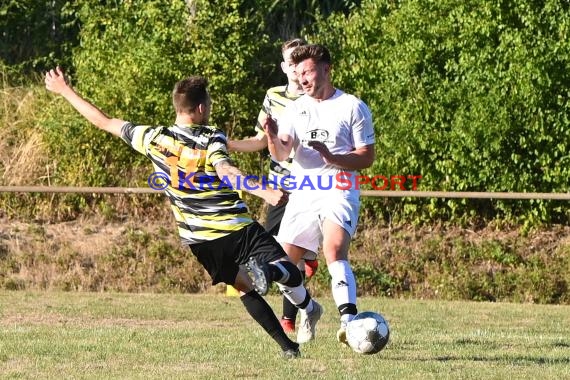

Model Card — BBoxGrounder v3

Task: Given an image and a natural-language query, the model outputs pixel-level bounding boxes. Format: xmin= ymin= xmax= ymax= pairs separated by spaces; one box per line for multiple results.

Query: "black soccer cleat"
xmin=245 ymin=257 xmax=272 ymax=296
xmin=282 ymin=347 xmax=301 ymax=359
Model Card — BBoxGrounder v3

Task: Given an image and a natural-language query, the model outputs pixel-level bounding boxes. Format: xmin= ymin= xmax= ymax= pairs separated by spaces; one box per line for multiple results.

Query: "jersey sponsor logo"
xmin=306 ymin=129 xmax=329 ymax=141
xmin=302 ymin=129 xmax=334 ymax=145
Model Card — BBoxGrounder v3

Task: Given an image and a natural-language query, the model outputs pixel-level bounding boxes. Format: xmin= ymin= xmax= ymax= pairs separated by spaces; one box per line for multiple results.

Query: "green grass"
xmin=0 ymin=291 xmax=569 ymax=379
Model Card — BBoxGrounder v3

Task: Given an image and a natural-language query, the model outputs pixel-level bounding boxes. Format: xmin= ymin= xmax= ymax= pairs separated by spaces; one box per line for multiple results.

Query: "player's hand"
xmin=263 ymin=188 xmax=289 ymax=207
xmin=45 ymin=66 xmax=69 ymax=95
xmin=308 ymin=140 xmax=335 ymax=164
xmin=261 ymin=115 xmax=278 ymax=138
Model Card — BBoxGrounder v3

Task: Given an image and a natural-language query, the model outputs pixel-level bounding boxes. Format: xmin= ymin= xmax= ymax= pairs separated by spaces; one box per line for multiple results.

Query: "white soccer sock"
xmin=277 ymin=283 xmax=312 ymax=312
xmin=340 ymin=313 xmax=354 ymax=326
xmin=328 ymin=259 xmax=357 ymax=316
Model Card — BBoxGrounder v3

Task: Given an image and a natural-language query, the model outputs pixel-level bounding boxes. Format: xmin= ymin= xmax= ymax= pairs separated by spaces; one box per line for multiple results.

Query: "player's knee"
xmin=274 ymin=260 xmax=303 ymax=287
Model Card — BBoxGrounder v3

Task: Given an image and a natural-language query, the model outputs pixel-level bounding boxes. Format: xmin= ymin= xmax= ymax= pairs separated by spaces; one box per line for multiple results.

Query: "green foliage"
xmin=0 ymin=0 xmax=78 ymax=75
xmin=3 ymin=0 xmax=570 ymax=225
xmin=259 ymin=0 xmax=361 ymax=40
xmin=38 ymin=0 xmax=279 ymax=215
xmin=310 ymin=0 xmax=570 ymax=224
xmin=67 ymin=0 xmax=273 ymax=129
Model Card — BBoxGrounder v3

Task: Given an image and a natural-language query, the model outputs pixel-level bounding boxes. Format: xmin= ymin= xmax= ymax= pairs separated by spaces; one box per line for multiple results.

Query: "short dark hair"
xmin=281 ymin=38 xmax=307 ymax=53
xmin=172 ymin=76 xmax=209 ymax=114
xmin=290 ymin=44 xmax=331 ymax=65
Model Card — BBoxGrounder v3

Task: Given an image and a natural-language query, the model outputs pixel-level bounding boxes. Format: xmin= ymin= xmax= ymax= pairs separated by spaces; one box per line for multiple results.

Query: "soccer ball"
xmin=346 ymin=311 xmax=390 ymax=354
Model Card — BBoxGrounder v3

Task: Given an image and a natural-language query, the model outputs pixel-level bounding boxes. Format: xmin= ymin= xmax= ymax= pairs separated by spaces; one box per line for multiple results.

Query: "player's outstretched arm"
xmin=214 ymin=160 xmax=288 ymax=206
xmin=45 ymin=67 xmax=126 ymax=137
xmin=227 ymin=131 xmax=268 ymax=152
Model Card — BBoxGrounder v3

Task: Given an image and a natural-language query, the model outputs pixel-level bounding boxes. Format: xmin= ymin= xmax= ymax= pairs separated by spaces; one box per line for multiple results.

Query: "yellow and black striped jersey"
xmin=255 ymin=85 xmax=303 ymax=188
xmin=121 ymin=122 xmax=253 ymax=245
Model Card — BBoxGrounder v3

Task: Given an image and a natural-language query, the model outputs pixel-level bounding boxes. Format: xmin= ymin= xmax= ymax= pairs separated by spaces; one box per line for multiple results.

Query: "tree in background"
xmin=2 ymin=0 xmax=569 ymax=225
xmin=309 ymin=0 xmax=570 ymax=224
xmin=0 ymin=0 xmax=78 ymax=77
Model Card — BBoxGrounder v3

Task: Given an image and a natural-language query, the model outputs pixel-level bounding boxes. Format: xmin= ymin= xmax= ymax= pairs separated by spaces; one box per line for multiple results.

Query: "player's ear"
xmin=280 ymin=61 xmax=287 ymax=74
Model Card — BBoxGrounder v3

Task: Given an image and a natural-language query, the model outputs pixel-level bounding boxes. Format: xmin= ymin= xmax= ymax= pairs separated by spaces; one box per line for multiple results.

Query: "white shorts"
xmin=272 ymin=237 xmax=317 ymax=263
xmin=277 ymin=191 xmax=360 ymax=253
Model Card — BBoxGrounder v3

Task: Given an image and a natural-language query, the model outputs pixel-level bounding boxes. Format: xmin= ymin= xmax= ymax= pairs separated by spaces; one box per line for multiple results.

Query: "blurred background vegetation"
xmin=1 ymin=0 xmax=569 ymax=303
xmin=1 ymin=0 xmax=569 ymax=225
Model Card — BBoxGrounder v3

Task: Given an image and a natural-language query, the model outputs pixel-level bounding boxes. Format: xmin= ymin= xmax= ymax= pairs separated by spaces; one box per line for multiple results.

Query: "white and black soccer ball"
xmin=346 ymin=311 xmax=390 ymax=354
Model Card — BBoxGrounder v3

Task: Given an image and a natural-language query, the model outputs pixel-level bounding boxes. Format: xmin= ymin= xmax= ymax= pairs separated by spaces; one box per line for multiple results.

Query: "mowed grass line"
xmin=0 ymin=291 xmax=569 ymax=380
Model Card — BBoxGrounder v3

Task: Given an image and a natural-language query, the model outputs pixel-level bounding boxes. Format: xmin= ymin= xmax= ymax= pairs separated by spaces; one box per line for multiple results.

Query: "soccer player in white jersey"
xmin=263 ymin=44 xmax=376 ymax=345
xmin=229 ymin=38 xmax=320 ymax=334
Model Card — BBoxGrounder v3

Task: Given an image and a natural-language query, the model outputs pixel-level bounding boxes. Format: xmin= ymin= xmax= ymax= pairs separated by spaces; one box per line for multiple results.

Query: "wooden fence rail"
xmin=0 ymin=186 xmax=569 ymax=200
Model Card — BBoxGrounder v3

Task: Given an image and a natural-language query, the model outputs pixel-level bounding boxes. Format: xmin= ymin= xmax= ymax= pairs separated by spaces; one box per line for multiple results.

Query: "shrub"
xmin=309 ymin=0 xmax=570 ymax=224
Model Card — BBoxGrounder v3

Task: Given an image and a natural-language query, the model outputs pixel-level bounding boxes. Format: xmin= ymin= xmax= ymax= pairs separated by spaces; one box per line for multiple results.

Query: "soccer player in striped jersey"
xmin=45 ymin=67 xmax=322 ymax=359
xmin=228 ymin=38 xmax=320 ymax=335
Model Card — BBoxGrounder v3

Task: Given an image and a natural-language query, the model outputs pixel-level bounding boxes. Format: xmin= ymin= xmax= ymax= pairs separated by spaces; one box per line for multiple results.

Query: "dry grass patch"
xmin=3 ymin=216 xmax=568 ymax=304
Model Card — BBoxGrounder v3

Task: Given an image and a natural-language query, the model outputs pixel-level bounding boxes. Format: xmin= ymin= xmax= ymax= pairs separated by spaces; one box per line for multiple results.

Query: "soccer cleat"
xmin=280 ymin=318 xmax=295 ymax=333
xmin=304 ymin=259 xmax=319 ymax=281
xmin=297 ymin=301 xmax=323 ymax=344
xmin=245 ymin=257 xmax=272 ymax=296
xmin=282 ymin=347 xmax=301 ymax=359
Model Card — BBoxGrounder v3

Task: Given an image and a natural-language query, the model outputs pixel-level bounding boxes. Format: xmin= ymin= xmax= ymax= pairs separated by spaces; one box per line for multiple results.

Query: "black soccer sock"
xmin=338 ymin=302 xmax=358 ymax=317
xmin=240 ymin=290 xmax=299 ymax=351
xmin=281 ymin=271 xmax=305 ymax=322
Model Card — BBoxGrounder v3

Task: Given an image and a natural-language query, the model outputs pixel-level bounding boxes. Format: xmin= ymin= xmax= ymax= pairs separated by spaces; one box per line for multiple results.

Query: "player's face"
xmin=281 ymin=47 xmax=300 ymax=85
xmin=295 ymin=58 xmax=330 ymax=99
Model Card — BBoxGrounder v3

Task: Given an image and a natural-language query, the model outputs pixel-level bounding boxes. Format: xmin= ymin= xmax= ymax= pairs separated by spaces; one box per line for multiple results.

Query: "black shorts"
xmin=263 ymin=202 xmax=287 ymax=236
xmin=189 ymin=221 xmax=287 ymax=285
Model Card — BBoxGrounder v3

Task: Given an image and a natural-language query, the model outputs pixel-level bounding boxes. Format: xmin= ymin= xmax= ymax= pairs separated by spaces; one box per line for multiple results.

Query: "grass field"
xmin=0 ymin=291 xmax=569 ymax=379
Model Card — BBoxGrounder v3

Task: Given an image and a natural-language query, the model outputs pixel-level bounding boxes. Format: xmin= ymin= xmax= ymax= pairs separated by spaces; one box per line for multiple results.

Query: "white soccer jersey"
xmin=278 ymin=89 xmax=375 ymax=198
